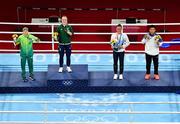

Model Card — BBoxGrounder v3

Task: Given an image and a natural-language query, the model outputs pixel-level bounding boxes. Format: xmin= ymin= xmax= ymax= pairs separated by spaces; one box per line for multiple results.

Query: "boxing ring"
xmin=0 ymin=22 xmax=180 ymax=93
xmin=0 ymin=22 xmax=180 ymax=123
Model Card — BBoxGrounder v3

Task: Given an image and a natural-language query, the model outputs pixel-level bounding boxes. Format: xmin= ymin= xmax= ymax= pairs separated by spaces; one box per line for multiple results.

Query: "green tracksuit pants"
xmin=21 ymin=56 xmax=33 ymax=79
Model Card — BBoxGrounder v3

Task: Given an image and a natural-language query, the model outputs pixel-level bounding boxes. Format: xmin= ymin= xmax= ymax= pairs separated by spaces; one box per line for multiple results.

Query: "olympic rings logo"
xmin=62 ymin=80 xmax=74 ymax=86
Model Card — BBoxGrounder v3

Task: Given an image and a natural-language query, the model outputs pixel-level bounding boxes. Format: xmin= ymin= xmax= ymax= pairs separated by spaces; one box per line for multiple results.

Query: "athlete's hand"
xmin=36 ymin=38 xmax=40 ymax=43
xmin=111 ymin=45 xmax=114 ymax=49
xmin=67 ymin=31 xmax=72 ymax=36
xmin=119 ymin=45 xmax=125 ymax=49
xmin=144 ymin=34 xmax=150 ymax=41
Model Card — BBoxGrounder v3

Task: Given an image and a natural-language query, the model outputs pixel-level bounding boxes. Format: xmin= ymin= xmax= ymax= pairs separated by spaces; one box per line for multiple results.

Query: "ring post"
xmin=51 ymin=25 xmax=55 ymax=51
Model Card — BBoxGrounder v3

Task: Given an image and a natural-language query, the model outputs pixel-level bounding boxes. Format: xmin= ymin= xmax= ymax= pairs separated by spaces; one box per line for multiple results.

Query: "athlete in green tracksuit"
xmin=13 ymin=27 xmax=39 ymax=82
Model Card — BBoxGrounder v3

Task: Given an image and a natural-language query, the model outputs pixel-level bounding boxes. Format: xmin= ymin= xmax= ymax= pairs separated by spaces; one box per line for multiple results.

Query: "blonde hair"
xmin=22 ymin=27 xmax=29 ymax=31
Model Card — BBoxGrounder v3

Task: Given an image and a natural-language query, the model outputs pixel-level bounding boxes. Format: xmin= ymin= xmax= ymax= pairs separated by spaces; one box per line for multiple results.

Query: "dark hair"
xmin=149 ymin=25 xmax=156 ymax=29
xmin=117 ymin=24 xmax=122 ymax=27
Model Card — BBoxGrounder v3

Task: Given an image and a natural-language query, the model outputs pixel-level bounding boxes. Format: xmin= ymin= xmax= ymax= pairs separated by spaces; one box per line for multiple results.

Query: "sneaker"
xmin=145 ymin=74 xmax=151 ymax=80
xmin=58 ymin=67 xmax=63 ymax=73
xmin=113 ymin=74 xmax=118 ymax=80
xmin=154 ymin=74 xmax=160 ymax=80
xmin=119 ymin=74 xmax=123 ymax=80
xmin=29 ymin=76 xmax=36 ymax=81
xmin=23 ymin=78 xmax=28 ymax=82
xmin=66 ymin=67 xmax=72 ymax=73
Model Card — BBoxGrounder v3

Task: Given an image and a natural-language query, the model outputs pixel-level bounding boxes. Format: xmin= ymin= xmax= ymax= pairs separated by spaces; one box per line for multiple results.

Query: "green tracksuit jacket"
xmin=15 ymin=34 xmax=38 ymax=79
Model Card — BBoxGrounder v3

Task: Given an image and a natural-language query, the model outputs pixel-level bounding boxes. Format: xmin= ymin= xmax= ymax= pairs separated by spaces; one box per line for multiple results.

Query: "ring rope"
xmin=0 ymin=40 xmax=179 ymax=44
xmin=0 ymin=110 xmax=179 ymax=114
xmin=0 ymin=122 xmax=177 ymax=124
xmin=0 ymin=31 xmax=180 ymax=35
xmin=0 ymin=101 xmax=179 ymax=104
xmin=0 ymin=22 xmax=180 ymax=26
xmin=0 ymin=49 xmax=179 ymax=53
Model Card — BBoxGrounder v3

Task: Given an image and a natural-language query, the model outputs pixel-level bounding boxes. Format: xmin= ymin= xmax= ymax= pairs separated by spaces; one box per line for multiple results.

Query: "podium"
xmin=47 ymin=65 xmax=89 ymax=88
xmin=0 ymin=64 xmax=180 ymax=93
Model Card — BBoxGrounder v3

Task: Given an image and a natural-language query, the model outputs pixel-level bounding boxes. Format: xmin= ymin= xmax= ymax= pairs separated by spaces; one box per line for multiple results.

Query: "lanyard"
xmin=117 ymin=34 xmax=122 ymax=41
xmin=117 ymin=34 xmax=124 ymax=45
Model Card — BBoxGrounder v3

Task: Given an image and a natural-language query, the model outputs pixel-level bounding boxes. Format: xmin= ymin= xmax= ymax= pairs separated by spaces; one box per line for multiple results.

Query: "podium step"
xmin=47 ymin=65 xmax=89 ymax=88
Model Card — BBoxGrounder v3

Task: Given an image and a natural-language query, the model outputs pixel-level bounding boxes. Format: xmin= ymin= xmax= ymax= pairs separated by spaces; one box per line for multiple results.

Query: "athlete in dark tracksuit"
xmin=57 ymin=24 xmax=73 ymax=68
xmin=56 ymin=16 xmax=73 ymax=73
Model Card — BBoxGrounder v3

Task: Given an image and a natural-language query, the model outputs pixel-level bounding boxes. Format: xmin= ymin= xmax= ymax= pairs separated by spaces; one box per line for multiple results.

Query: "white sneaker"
xmin=119 ymin=74 xmax=123 ymax=80
xmin=113 ymin=74 xmax=118 ymax=80
xmin=58 ymin=67 xmax=63 ymax=73
xmin=66 ymin=67 xmax=72 ymax=73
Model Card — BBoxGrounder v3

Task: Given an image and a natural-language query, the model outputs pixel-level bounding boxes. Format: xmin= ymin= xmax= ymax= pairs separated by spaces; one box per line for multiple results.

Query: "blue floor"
xmin=0 ymin=53 xmax=180 ymax=122
xmin=0 ymin=93 xmax=180 ymax=122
